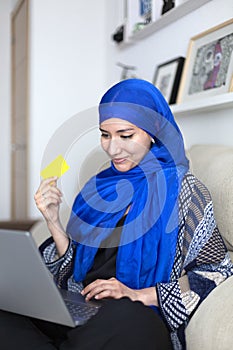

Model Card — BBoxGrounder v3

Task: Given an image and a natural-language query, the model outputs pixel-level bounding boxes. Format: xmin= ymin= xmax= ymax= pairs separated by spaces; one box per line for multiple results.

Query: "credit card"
xmin=40 ymin=155 xmax=70 ymax=179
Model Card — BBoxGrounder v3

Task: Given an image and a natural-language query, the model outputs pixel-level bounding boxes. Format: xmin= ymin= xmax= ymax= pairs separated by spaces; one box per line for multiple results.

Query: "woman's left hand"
xmin=81 ymin=277 xmax=158 ymax=307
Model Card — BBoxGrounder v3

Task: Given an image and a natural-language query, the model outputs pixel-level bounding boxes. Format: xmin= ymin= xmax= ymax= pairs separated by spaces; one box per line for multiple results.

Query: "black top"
xmin=83 ymin=216 xmax=126 ymax=287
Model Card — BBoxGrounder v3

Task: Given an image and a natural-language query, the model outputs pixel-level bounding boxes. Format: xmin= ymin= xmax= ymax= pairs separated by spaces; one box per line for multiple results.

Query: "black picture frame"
xmin=153 ymin=56 xmax=185 ymax=104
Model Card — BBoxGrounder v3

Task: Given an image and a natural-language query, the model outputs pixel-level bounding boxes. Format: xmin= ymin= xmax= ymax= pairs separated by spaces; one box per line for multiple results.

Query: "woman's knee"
xmin=90 ymin=298 xmax=172 ymax=349
xmin=0 ymin=310 xmax=56 ymax=350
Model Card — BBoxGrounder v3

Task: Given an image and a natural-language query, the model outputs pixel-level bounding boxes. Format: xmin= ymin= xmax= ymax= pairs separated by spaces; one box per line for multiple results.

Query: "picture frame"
xmin=177 ymin=19 xmax=233 ymax=103
xmin=153 ymin=56 xmax=185 ymax=104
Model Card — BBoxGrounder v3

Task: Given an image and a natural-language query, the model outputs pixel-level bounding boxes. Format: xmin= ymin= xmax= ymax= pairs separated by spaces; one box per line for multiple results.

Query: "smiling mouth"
xmin=113 ymin=158 xmax=127 ymax=164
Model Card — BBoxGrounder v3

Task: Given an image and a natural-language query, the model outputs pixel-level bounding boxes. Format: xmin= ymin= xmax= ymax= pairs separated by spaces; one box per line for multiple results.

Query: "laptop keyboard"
xmin=65 ymin=301 xmax=99 ymax=321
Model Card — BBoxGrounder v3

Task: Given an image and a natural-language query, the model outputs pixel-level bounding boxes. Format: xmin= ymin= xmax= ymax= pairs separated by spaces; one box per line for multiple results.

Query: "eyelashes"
xmin=101 ymin=133 xmax=135 ymax=139
xmin=100 ymin=133 xmax=109 ymax=138
xmin=120 ymin=134 xmax=134 ymax=139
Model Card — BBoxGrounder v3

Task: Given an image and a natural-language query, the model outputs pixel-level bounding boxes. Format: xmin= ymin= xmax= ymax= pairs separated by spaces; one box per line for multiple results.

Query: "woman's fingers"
xmin=82 ymin=278 xmax=126 ymax=301
xmin=34 ymin=177 xmax=62 ymax=203
xmin=34 ymin=177 xmax=63 ymax=223
xmin=35 ymin=189 xmax=62 ymax=207
xmin=84 ymin=282 xmax=115 ymax=301
xmin=41 ymin=188 xmax=62 ymax=201
xmin=91 ymin=289 xmax=114 ymax=300
xmin=36 ymin=177 xmax=57 ymax=193
xmin=40 ymin=176 xmax=58 ymax=188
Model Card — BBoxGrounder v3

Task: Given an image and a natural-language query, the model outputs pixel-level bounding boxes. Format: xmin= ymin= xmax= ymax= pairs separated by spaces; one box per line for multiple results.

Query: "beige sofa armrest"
xmin=186 ymin=275 xmax=233 ymax=350
xmin=187 ymin=144 xmax=233 ymax=252
xmin=31 ymin=208 xmax=70 ymax=247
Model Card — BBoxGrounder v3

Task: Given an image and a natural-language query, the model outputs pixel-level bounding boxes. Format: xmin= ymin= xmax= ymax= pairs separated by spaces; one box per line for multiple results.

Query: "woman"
xmin=1 ymin=79 xmax=232 ymax=349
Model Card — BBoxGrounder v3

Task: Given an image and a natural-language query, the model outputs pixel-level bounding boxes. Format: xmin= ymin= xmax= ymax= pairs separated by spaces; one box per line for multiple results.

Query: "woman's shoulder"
xmin=181 ymin=171 xmax=212 ymax=201
xmin=178 ymin=171 xmax=213 ymax=224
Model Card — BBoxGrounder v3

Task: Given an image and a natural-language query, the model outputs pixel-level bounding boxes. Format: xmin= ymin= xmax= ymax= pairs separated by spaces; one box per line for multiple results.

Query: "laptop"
xmin=0 ymin=229 xmax=102 ymax=327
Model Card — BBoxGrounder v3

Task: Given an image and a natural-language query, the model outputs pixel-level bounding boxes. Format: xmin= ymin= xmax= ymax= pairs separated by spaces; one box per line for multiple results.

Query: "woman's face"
xmin=100 ymin=118 xmax=152 ymax=172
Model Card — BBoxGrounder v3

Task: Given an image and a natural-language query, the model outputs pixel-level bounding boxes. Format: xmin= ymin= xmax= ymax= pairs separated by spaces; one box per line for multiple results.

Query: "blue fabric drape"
xmin=67 ymin=79 xmax=189 ymax=290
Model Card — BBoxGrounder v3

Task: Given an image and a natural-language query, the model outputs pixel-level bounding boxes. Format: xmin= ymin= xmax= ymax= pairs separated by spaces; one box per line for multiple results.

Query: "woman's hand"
xmin=34 ymin=177 xmax=69 ymax=257
xmin=34 ymin=177 xmax=62 ymax=224
xmin=81 ymin=277 xmax=158 ymax=307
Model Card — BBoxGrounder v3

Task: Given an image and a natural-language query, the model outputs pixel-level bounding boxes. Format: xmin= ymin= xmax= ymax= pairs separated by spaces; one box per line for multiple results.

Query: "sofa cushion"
xmin=187 ymin=145 xmax=233 ymax=251
xmin=31 ymin=208 xmax=70 ymax=246
xmin=0 ymin=220 xmax=38 ymax=231
xmin=186 ymin=275 xmax=233 ymax=350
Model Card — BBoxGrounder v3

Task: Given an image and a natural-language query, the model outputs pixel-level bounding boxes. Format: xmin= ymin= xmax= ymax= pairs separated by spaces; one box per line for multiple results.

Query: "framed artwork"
xmin=177 ymin=19 xmax=233 ymax=103
xmin=153 ymin=56 xmax=185 ymax=104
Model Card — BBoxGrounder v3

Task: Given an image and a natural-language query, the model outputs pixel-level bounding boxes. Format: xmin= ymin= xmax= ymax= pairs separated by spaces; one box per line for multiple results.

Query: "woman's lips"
xmin=113 ymin=158 xmax=127 ymax=164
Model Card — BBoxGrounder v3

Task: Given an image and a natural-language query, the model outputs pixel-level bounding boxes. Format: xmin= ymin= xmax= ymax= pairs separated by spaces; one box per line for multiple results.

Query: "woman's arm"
xmin=39 ymin=236 xmax=76 ymax=288
xmin=34 ymin=177 xmax=69 ymax=256
xmin=156 ymin=175 xmax=233 ymax=333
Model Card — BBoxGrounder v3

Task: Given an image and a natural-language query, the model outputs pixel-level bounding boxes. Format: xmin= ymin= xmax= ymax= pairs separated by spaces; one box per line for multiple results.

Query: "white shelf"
xmin=121 ymin=0 xmax=212 ymax=47
xmin=170 ymin=92 xmax=233 ymax=117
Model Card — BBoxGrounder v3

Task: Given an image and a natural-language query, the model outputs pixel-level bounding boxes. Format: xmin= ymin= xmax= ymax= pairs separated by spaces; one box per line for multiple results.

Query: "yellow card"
xmin=40 ymin=155 xmax=70 ymax=179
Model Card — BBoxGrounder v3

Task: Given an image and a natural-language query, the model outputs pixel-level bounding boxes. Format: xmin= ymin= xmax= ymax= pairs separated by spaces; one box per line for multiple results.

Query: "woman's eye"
xmin=121 ymin=134 xmax=134 ymax=139
xmin=101 ymin=133 xmax=110 ymax=138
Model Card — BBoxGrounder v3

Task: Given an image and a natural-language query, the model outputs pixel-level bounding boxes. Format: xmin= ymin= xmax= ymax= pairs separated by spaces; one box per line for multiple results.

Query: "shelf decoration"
xmin=177 ymin=18 xmax=233 ymax=103
xmin=132 ymin=0 xmax=153 ymax=34
xmin=161 ymin=0 xmax=175 ymax=15
xmin=116 ymin=62 xmax=137 ymax=80
xmin=112 ymin=25 xmax=124 ymax=44
xmin=121 ymin=0 xmax=212 ymax=46
xmin=153 ymin=57 xmax=185 ymax=104
xmin=126 ymin=0 xmax=164 ymax=37
xmin=139 ymin=0 xmax=153 ymax=23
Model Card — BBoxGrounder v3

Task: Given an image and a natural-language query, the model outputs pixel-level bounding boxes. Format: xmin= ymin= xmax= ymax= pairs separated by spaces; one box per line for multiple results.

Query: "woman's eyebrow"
xmin=99 ymin=127 xmax=135 ymax=133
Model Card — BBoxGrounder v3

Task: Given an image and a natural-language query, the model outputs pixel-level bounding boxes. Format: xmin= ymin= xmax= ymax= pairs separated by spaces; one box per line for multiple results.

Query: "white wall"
xmin=0 ymin=0 xmax=232 ymax=220
xmin=27 ymin=0 xmax=108 ymax=217
xmin=104 ymin=0 xmax=233 ymax=148
xmin=0 ymin=0 xmax=109 ymax=219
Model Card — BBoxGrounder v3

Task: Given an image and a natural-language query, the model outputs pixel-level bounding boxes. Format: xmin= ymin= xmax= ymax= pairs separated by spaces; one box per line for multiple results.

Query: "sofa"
xmin=185 ymin=144 xmax=233 ymax=350
xmin=3 ymin=144 xmax=232 ymax=349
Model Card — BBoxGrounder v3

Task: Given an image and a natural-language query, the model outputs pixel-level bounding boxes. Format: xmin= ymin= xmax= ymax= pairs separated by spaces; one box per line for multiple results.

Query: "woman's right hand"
xmin=34 ymin=177 xmax=62 ymax=224
xmin=34 ymin=177 xmax=69 ymax=257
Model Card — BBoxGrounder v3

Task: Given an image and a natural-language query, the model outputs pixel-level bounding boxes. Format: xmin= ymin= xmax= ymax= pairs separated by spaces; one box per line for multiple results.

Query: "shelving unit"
xmin=170 ymin=92 xmax=233 ymax=117
xmin=121 ymin=0 xmax=212 ymax=47
xmin=117 ymin=1 xmax=233 ymax=123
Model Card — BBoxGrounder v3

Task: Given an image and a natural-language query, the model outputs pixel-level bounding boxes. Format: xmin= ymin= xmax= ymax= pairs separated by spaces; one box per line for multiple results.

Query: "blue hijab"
xmin=67 ymin=79 xmax=189 ymax=289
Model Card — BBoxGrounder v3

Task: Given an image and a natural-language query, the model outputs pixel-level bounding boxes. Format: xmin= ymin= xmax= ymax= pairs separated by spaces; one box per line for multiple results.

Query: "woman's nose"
xmin=106 ymin=139 xmax=121 ymax=157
